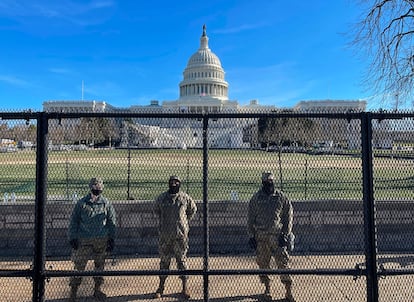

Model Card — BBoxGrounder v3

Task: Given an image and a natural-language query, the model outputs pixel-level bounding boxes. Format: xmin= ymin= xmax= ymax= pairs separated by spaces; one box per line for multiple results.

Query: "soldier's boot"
xmin=93 ymin=283 xmax=107 ymax=301
xmin=181 ymin=278 xmax=191 ymax=299
xmin=284 ymin=282 xmax=295 ymax=302
xmin=154 ymin=278 xmax=166 ymax=298
xmin=69 ymin=284 xmax=78 ymax=302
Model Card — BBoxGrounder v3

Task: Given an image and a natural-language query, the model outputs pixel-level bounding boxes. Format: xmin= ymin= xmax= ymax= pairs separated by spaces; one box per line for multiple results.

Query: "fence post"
xmin=186 ymin=158 xmax=190 ymax=193
xmin=33 ymin=112 xmax=49 ymax=302
xmin=361 ymin=112 xmax=379 ymax=302
xmin=202 ymin=116 xmax=210 ymax=302
xmin=127 ymin=142 xmax=131 ymax=199
xmin=304 ymin=158 xmax=308 ymax=199
xmin=65 ymin=150 xmax=70 ymax=201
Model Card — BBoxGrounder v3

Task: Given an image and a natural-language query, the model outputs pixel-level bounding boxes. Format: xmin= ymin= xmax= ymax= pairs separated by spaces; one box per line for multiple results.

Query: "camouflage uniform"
xmin=248 ymin=172 xmax=294 ymax=300
xmin=67 ymin=177 xmax=116 ymax=301
xmin=153 ymin=176 xmax=197 ymax=298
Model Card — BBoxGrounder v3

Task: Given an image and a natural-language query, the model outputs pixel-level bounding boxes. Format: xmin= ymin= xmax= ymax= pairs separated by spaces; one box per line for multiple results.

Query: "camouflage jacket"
xmin=68 ymin=193 xmax=117 ymax=241
xmin=247 ymin=188 xmax=293 ymax=237
xmin=154 ymin=191 xmax=197 ymax=240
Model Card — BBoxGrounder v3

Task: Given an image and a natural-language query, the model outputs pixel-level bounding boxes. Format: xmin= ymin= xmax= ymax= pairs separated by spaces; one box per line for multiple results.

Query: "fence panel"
xmin=43 ymin=116 xmax=208 ymax=300
xmin=206 ymin=115 xmax=368 ymax=301
xmin=0 ymin=115 xmax=37 ymax=301
xmin=372 ymin=116 xmax=414 ymax=301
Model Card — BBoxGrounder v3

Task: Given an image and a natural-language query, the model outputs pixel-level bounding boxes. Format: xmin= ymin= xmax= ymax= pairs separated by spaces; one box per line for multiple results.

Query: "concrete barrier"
xmin=0 ymin=199 xmax=413 ymax=257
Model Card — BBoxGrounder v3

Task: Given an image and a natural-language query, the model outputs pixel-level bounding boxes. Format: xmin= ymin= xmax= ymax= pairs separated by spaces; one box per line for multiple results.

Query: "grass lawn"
xmin=0 ymin=148 xmax=412 ymax=202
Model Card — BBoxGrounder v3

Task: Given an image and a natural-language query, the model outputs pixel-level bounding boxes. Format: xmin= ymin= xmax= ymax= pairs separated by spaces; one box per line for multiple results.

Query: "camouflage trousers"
xmin=158 ymin=236 xmax=189 ymax=281
xmin=69 ymin=237 xmax=108 ymax=288
xmin=255 ymin=233 xmax=292 ymax=285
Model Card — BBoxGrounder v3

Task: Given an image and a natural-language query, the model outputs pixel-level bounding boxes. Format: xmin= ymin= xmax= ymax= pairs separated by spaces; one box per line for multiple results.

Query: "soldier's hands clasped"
xmin=287 ymin=233 xmax=295 ymax=252
xmin=248 ymin=237 xmax=257 ymax=250
xmin=106 ymin=238 xmax=115 ymax=252
xmin=70 ymin=239 xmax=79 ymax=250
xmin=278 ymin=233 xmax=289 ymax=248
xmin=278 ymin=233 xmax=295 ymax=251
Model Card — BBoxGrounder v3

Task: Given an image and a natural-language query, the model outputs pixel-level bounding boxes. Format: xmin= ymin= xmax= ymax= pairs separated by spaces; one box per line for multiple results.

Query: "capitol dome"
xmin=179 ymin=25 xmax=229 ymax=101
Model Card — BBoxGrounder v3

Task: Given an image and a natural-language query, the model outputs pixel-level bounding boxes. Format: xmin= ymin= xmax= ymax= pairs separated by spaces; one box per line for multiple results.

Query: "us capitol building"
xmin=44 ymin=25 xmax=366 ymax=149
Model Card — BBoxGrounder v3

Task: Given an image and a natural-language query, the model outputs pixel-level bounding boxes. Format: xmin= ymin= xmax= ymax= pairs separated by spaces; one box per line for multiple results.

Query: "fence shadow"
xmin=378 ymin=255 xmax=414 ymax=268
xmin=45 ymin=293 xmax=288 ymax=302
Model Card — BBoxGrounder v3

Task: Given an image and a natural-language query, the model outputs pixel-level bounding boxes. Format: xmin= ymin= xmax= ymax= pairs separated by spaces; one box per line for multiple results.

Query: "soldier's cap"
xmin=261 ymin=172 xmax=274 ymax=182
xmin=169 ymin=175 xmax=181 ymax=182
xmin=89 ymin=177 xmax=104 ymax=190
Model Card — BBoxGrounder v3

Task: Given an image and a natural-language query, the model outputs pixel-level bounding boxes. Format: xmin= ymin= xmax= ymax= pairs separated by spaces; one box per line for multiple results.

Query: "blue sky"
xmin=0 ymin=0 xmax=376 ymax=111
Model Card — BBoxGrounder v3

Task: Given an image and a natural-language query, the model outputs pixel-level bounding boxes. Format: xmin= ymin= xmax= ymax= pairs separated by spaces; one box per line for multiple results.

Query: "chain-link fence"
xmin=0 ymin=110 xmax=413 ymax=301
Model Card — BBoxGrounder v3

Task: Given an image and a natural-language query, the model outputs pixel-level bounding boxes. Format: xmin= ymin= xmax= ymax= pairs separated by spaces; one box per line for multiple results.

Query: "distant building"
xmin=294 ymin=100 xmax=367 ymax=149
xmin=294 ymin=100 xmax=366 ymax=113
xmin=43 ymin=26 xmax=367 ymax=149
xmin=372 ymin=118 xmax=414 ymax=149
xmin=43 ymin=100 xmax=112 ymax=113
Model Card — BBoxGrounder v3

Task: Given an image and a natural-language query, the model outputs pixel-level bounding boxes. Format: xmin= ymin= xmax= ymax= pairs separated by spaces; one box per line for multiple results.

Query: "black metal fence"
xmin=0 ymin=110 xmax=413 ymax=301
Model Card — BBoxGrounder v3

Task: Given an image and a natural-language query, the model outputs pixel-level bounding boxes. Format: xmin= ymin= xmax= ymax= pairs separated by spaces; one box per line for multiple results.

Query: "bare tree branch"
xmin=351 ymin=0 xmax=414 ymax=109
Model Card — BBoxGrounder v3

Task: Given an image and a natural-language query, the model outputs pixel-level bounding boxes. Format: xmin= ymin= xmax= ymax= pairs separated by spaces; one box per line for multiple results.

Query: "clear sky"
xmin=0 ymin=0 xmax=376 ymax=111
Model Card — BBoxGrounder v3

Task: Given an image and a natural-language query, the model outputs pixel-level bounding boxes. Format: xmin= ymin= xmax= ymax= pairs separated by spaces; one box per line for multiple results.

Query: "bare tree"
xmin=352 ymin=0 xmax=414 ymax=109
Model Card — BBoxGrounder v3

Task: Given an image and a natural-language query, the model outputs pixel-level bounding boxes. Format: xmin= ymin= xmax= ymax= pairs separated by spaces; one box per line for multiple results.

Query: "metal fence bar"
xmin=0 ymin=270 xmax=33 ymax=277
xmin=44 ymin=268 xmax=363 ymax=277
xmin=202 ymin=116 xmax=210 ymax=302
xmin=361 ymin=112 xmax=379 ymax=302
xmin=32 ymin=113 xmax=49 ymax=302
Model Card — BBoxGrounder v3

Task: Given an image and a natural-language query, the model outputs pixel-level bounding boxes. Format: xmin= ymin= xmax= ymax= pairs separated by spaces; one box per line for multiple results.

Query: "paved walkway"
xmin=1 ymin=254 xmax=413 ymax=301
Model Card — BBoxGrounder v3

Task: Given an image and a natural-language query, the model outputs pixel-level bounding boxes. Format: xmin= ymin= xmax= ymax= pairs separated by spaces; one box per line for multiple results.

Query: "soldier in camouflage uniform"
xmin=68 ymin=177 xmax=117 ymax=302
xmin=247 ymin=172 xmax=295 ymax=302
xmin=153 ymin=175 xmax=197 ymax=299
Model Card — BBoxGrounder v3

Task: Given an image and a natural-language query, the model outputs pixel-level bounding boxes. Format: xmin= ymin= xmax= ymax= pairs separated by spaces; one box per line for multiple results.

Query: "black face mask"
xmin=262 ymin=182 xmax=275 ymax=195
xmin=91 ymin=189 xmax=103 ymax=196
xmin=169 ymin=183 xmax=180 ymax=194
